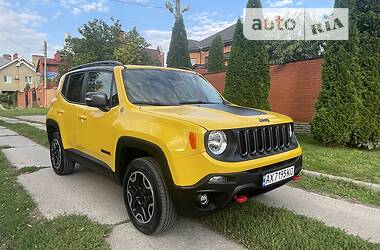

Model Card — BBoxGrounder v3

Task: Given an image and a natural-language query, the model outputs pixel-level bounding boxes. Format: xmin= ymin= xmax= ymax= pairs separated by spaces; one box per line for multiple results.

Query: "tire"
xmin=123 ymin=157 xmax=177 ymax=235
xmin=49 ymin=131 xmax=75 ymax=175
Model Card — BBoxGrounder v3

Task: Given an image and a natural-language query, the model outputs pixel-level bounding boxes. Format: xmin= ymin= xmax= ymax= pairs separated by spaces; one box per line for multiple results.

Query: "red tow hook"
xmin=292 ymin=175 xmax=301 ymax=181
xmin=234 ymin=195 xmax=248 ymax=203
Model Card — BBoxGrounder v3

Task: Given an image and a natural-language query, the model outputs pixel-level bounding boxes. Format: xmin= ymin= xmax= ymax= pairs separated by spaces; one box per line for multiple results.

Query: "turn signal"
xmin=189 ymin=132 xmax=196 ymax=149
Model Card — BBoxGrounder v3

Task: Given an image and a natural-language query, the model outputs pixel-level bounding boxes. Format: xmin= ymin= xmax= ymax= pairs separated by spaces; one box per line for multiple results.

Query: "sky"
xmin=0 ymin=0 xmax=334 ymax=60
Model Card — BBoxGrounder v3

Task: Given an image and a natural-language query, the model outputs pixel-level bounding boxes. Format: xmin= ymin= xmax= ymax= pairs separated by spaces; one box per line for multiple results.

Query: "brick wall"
xmin=201 ymin=58 xmax=324 ymax=123
xmin=17 ymin=87 xmax=57 ymax=108
xmin=202 ymin=71 xmax=227 ymax=93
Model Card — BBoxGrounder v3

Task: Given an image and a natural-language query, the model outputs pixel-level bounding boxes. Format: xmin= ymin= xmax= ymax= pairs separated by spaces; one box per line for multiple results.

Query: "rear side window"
xmin=86 ymin=71 xmax=118 ymax=107
xmin=66 ymin=73 xmax=85 ymax=103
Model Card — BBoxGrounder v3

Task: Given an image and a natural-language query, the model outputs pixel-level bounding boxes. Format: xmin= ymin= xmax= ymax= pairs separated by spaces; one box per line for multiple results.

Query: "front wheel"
xmin=49 ymin=132 xmax=75 ymax=175
xmin=123 ymin=157 xmax=177 ymax=235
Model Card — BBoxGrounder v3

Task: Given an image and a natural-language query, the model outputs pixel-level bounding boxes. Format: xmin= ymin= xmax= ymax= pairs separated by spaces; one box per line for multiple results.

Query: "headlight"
xmin=207 ymin=131 xmax=227 ymax=155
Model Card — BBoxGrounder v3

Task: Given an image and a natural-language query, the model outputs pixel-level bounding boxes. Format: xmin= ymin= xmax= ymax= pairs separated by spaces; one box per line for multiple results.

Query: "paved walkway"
xmin=15 ymin=115 xmax=46 ymax=124
xmin=1 ymin=124 xmax=379 ymax=246
xmin=0 ymin=116 xmax=46 ymax=130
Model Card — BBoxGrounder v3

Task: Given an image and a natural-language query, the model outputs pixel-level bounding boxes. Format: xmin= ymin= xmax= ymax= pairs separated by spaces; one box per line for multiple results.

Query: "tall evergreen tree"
xmin=311 ymin=0 xmax=363 ymax=146
xmin=224 ymin=0 xmax=271 ymax=110
xmin=207 ymin=34 xmax=225 ymax=72
xmin=353 ymin=0 xmax=380 ymax=149
xmin=167 ymin=16 xmax=192 ymax=68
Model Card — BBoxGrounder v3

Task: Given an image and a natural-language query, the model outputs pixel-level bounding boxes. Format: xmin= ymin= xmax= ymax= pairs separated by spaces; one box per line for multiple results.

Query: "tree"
xmin=311 ymin=0 xmax=363 ymax=146
xmin=166 ymin=16 xmax=192 ymax=68
xmin=207 ymin=34 xmax=225 ymax=72
xmin=60 ymin=19 xmax=122 ymax=69
xmin=224 ymin=0 xmax=271 ymax=110
xmin=59 ymin=19 xmax=154 ymax=74
xmin=353 ymin=0 xmax=380 ymax=149
xmin=114 ymin=28 xmax=152 ymax=65
xmin=267 ymin=40 xmax=325 ymax=65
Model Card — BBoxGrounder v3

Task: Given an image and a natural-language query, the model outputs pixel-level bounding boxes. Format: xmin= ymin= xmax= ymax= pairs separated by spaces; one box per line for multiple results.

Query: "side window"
xmin=61 ymin=76 xmax=69 ymax=96
xmin=86 ymin=71 xmax=118 ymax=107
xmin=66 ymin=73 xmax=85 ymax=103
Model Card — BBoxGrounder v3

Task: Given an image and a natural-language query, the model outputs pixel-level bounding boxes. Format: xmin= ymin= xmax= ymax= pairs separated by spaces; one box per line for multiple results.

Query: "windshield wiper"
xmin=179 ymin=101 xmax=221 ymax=105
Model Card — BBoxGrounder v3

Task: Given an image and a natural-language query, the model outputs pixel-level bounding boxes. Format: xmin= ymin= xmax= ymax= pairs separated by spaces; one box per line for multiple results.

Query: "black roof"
xmin=188 ymin=23 xmax=236 ymax=52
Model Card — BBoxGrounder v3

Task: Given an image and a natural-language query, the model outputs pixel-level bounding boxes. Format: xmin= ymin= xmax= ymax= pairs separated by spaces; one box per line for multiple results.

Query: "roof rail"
xmin=177 ymin=67 xmax=194 ymax=71
xmin=68 ymin=61 xmax=123 ymax=72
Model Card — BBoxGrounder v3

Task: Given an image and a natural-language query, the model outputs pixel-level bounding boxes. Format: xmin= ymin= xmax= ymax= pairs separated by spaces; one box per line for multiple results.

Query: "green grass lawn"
xmin=0 ymin=108 xmax=48 ymax=117
xmin=0 ymin=151 xmax=111 ymax=249
xmin=0 ymin=120 xmax=49 ymax=148
xmin=297 ymin=134 xmax=380 ymax=184
xmin=202 ymin=202 xmax=379 ymax=250
xmin=290 ymin=175 xmax=380 ymax=207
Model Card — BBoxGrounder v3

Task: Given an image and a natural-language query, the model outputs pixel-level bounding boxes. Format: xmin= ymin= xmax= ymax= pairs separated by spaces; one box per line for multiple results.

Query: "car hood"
xmin=140 ymin=104 xmax=293 ymax=130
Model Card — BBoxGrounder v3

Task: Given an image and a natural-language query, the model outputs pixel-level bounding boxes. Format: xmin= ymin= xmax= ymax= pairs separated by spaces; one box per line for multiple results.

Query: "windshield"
xmin=123 ymin=69 xmax=223 ymax=106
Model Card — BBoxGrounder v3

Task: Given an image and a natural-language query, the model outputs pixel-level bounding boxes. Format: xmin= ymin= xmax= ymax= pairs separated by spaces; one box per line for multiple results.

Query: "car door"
xmin=58 ymin=72 xmax=87 ymax=150
xmin=76 ymin=70 xmax=120 ymax=168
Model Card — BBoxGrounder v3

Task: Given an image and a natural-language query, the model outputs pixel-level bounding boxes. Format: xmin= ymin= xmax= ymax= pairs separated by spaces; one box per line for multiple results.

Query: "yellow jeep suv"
xmin=47 ymin=61 xmax=302 ymax=235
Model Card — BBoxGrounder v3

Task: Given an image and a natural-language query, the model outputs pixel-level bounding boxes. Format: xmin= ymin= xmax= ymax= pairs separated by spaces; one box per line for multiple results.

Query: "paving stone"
xmin=3 ymin=145 xmax=51 ymax=168
xmin=0 ymin=135 xmax=38 ymax=148
xmin=0 ymin=127 xmax=18 ymax=136
xmin=18 ymin=166 xmax=126 ymax=225
xmin=108 ymin=218 xmax=246 ymax=250
xmin=256 ymin=185 xmax=380 ymax=243
xmin=16 ymin=115 xmax=46 ymax=124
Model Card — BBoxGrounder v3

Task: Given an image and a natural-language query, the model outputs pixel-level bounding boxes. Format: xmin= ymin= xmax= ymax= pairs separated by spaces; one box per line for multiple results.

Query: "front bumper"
xmin=171 ymin=155 xmax=302 ymax=217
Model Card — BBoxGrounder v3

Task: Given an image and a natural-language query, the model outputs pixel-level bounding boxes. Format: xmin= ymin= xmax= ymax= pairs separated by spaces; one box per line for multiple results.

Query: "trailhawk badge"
xmin=259 ymin=118 xmax=270 ymax=123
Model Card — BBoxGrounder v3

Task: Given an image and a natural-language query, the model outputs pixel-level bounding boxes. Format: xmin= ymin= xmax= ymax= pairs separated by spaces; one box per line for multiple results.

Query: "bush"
xmin=224 ymin=16 xmax=271 ymax=110
xmin=207 ymin=34 xmax=225 ymax=72
xmin=166 ymin=16 xmax=192 ymax=68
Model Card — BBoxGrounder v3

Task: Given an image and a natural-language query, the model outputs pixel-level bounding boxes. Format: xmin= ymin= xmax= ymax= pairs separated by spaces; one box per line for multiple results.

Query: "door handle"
xmin=78 ymin=115 xmax=87 ymax=121
xmin=57 ymin=109 xmax=64 ymax=115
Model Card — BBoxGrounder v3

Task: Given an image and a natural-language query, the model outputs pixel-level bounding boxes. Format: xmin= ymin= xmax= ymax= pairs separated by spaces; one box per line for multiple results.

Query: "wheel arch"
xmin=115 ymin=136 xmax=174 ymax=187
xmin=46 ymin=119 xmax=60 ymax=143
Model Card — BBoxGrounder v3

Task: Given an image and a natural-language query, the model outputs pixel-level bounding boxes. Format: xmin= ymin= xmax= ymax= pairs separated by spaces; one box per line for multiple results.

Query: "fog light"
xmin=198 ymin=193 xmax=209 ymax=206
xmin=208 ymin=176 xmax=227 ymax=184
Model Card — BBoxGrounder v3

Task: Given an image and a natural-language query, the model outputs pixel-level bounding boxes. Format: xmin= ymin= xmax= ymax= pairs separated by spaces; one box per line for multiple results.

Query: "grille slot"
xmin=272 ymin=126 xmax=278 ymax=150
xmin=238 ymin=130 xmax=248 ymax=156
xmin=285 ymin=124 xmax=290 ymax=146
xmin=248 ymin=129 xmax=256 ymax=155
xmin=256 ymin=128 xmax=264 ymax=153
xmin=264 ymin=127 xmax=272 ymax=151
xmin=238 ymin=123 xmax=293 ymax=157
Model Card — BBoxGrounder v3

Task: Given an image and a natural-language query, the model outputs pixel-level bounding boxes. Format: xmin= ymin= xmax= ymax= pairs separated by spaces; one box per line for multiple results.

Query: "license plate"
xmin=262 ymin=166 xmax=295 ymax=187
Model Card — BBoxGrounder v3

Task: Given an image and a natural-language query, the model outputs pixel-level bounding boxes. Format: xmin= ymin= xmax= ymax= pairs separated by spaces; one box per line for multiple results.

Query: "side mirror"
xmin=85 ymin=92 xmax=108 ymax=111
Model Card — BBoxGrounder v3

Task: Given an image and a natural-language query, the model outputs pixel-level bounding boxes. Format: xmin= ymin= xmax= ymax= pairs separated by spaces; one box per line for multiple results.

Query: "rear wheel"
xmin=123 ymin=157 xmax=176 ymax=235
xmin=49 ymin=132 xmax=75 ymax=175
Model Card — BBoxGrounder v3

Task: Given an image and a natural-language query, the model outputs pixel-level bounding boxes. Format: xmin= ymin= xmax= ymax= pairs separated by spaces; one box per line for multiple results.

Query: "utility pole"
xmin=165 ymin=0 xmax=189 ymax=20
xmin=43 ymin=41 xmax=47 ymax=107
xmin=43 ymin=41 xmax=47 ymax=89
xmin=175 ymin=0 xmax=180 ymax=20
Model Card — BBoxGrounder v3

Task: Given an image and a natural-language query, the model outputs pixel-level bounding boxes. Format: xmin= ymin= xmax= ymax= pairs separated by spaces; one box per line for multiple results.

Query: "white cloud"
xmin=186 ymin=12 xmax=236 ymax=41
xmin=143 ymin=12 xmax=236 ymax=64
xmin=143 ymin=30 xmax=172 ymax=55
xmin=60 ymin=0 xmax=108 ymax=15
xmin=296 ymin=1 xmax=303 ymax=5
xmin=0 ymin=1 xmax=49 ymax=59
xmin=267 ymin=0 xmax=293 ymax=7
xmin=53 ymin=11 xmax=62 ymax=19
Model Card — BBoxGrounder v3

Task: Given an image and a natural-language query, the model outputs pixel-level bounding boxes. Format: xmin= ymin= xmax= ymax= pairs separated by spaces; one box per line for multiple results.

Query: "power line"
xmin=109 ymin=0 xmax=166 ymax=9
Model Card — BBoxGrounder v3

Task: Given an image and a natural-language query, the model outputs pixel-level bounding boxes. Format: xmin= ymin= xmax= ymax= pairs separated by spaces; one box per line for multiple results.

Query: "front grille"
xmin=238 ymin=123 xmax=293 ymax=157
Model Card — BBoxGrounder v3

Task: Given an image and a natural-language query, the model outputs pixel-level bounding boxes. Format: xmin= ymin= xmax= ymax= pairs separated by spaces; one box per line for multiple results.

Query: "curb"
xmin=302 ymin=170 xmax=380 ymax=193
xmin=14 ymin=117 xmax=45 ymax=125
